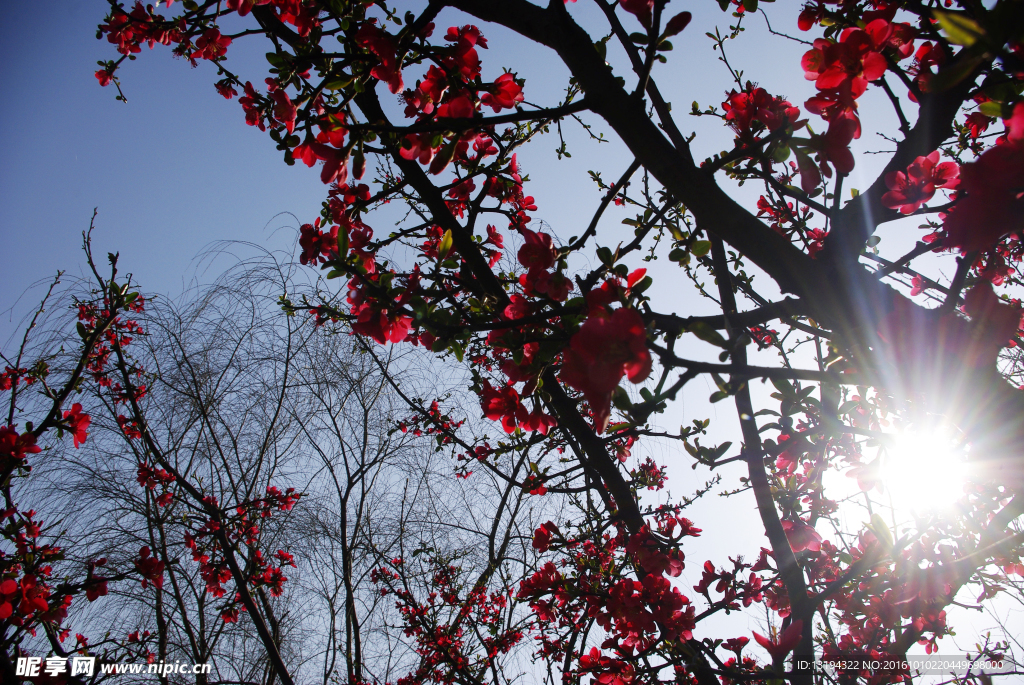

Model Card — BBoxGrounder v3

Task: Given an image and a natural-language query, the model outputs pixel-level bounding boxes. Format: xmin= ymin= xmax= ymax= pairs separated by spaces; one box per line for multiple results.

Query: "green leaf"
xmin=437 ymin=229 xmax=453 ymax=261
xmin=688 ymin=321 xmax=728 ymax=348
xmin=867 ymin=513 xmax=894 ymax=553
xmin=742 ymin=0 xmax=758 ymax=13
xmin=597 ymin=246 xmax=614 ymax=266
xmin=668 ymin=248 xmax=689 ymax=264
xmin=337 ymin=224 xmax=349 ymax=260
xmin=324 ymin=76 xmax=353 ymax=91
xmin=709 ymin=390 xmax=730 ymax=403
xmin=770 ymin=377 xmax=795 ymax=397
xmin=612 ymin=387 xmax=633 ymax=411
xmin=691 ymin=240 xmax=712 ymax=258
xmin=933 ymin=10 xmax=984 ymax=47
xmin=927 ymin=53 xmax=984 ymax=92
xmin=631 ymin=276 xmax=653 ymax=295
xmin=771 ymin=143 xmax=791 ymax=163
xmin=979 ymin=100 xmax=1007 ymax=118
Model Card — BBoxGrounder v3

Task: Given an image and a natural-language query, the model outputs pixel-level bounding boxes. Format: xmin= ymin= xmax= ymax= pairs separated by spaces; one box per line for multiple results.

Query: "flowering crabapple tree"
xmin=85 ymin=0 xmax=1024 ymax=682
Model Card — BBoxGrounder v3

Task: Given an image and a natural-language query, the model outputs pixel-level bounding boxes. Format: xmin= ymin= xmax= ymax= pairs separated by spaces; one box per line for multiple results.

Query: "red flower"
xmin=239 ymin=81 xmax=266 ymax=131
xmin=444 ymin=25 xmax=487 ymax=80
xmin=560 ymin=307 xmax=652 ymax=431
xmin=517 ymin=228 xmax=555 ymax=273
xmin=781 ymin=519 xmax=822 ymax=553
xmin=306 ymin=141 xmax=348 ymax=186
xmin=192 ymin=28 xmax=231 ymax=61
xmin=910 ymin=274 xmax=926 ymax=297
xmin=578 ymin=648 xmax=635 ymax=685
xmin=481 ymin=73 xmax=524 ymax=112
xmin=503 ymin=294 xmax=531 ymax=320
xmin=436 ymin=93 xmax=475 ymax=119
xmin=350 ymin=304 xmax=412 ymax=345
xmin=752 ymin=619 xmax=803 ymax=662
xmin=63 ymin=403 xmax=91 ymax=448
xmin=801 ymin=24 xmax=887 ymax=93
xmin=881 ymin=151 xmax=959 ymax=214
xmin=85 ymin=579 xmax=108 ymax=602
xmin=723 ymin=87 xmax=802 ymax=140
xmin=480 ymin=380 xmax=527 ymax=433
xmin=95 ymin=69 xmax=112 ymax=87
xmin=354 ymin=24 xmax=403 ymax=94
xmin=485 ymin=224 xmax=504 ymax=249
xmin=532 ymin=521 xmax=560 ymax=551
xmin=847 ymin=458 xmax=884 ymax=493
xmin=215 ymin=79 xmax=237 ymax=99
xmin=944 ymin=108 xmax=1024 ymax=251
xmin=529 ymin=270 xmax=573 ymax=301
xmin=298 ymin=222 xmax=338 ymax=265
xmin=619 ymin=0 xmax=654 ymax=28
xmin=964 ymin=112 xmax=992 ymax=139
xmin=226 ymin=0 xmax=271 ymax=16
xmin=135 ymin=546 xmax=165 ymax=590
xmin=0 ymin=426 xmax=41 ymax=471
xmin=911 ymin=41 xmax=947 ymax=95
xmin=799 ymin=117 xmax=858 ymax=191
xmin=723 ymin=636 xmax=749 ymax=657
xmin=271 ymin=89 xmax=296 ymax=134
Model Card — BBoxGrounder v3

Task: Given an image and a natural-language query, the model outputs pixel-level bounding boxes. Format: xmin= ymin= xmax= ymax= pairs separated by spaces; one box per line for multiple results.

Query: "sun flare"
xmin=881 ymin=428 xmax=969 ymax=513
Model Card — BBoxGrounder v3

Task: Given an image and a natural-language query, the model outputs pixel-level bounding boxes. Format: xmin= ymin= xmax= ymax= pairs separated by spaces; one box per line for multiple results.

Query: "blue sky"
xmin=0 ymin=1 xmax=328 ymax=317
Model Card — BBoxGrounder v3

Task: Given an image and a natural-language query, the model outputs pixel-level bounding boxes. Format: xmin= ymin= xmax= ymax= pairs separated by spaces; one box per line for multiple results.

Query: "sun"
xmin=881 ymin=427 xmax=970 ymax=514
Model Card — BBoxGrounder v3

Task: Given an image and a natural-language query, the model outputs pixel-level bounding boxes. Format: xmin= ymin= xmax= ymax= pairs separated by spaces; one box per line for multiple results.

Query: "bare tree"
xmin=12 ymin=242 xmax=559 ymax=685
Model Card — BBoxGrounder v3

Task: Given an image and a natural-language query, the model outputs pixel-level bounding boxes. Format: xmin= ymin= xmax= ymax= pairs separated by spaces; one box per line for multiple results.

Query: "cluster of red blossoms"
xmin=796 ymin=9 xmax=917 ymax=189
xmin=881 ymin=150 xmax=960 ymax=215
xmin=372 ymin=558 xmax=524 ymax=685
xmin=520 ymin=515 xmax=703 ymax=678
xmin=723 ymin=87 xmax=803 ymax=144
xmin=943 ymin=104 xmax=1024 ymax=251
xmin=182 ymin=488 xmax=300 ymax=622
xmin=561 ymin=296 xmax=652 ymax=432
